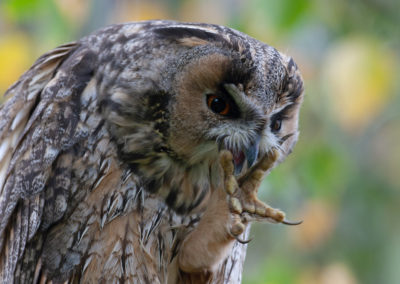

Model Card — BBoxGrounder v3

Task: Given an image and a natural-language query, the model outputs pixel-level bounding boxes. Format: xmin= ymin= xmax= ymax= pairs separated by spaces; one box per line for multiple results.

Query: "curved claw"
xmin=228 ymin=229 xmax=253 ymax=244
xmin=234 ymin=235 xmax=253 ymax=244
xmin=281 ymin=219 xmax=303 ymax=226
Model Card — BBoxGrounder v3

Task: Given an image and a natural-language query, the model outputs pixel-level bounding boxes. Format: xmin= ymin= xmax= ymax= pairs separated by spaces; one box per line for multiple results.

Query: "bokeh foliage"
xmin=1 ymin=0 xmax=399 ymax=283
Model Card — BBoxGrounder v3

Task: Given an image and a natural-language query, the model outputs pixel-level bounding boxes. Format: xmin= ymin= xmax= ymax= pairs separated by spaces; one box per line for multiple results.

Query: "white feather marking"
xmin=27 ymin=88 xmax=40 ymax=101
xmin=121 ymin=24 xmax=144 ymax=37
xmin=87 ymin=213 xmax=97 ymax=226
xmin=0 ymin=136 xmax=10 ymax=162
xmin=10 ymin=105 xmax=30 ymax=131
xmin=80 ymin=78 xmax=97 ymax=108
xmin=110 ymin=91 xmax=130 ymax=105
xmin=41 ymin=52 xmax=70 ymax=65
xmin=104 ymin=241 xmax=123 ymax=277
xmin=259 ymin=127 xmax=284 ymax=159
xmin=100 ymin=158 xmax=111 ymax=174
xmin=77 ymin=226 xmax=89 ymax=245
xmin=0 ymin=155 xmax=10 ymax=195
xmin=80 ymin=110 xmax=88 ymax=122
xmin=82 ymin=255 xmax=93 ymax=274
xmin=100 ymin=214 xmax=107 ymax=230
xmin=42 ymin=104 xmax=54 ymax=120
xmin=28 ymin=65 xmax=55 ymax=88
xmin=206 ymin=123 xmax=258 ymax=153
xmin=28 ymin=208 xmax=40 ymax=239
xmin=0 ymin=136 xmax=12 ymax=195
xmin=43 ymin=146 xmax=59 ymax=163
xmin=32 ymin=258 xmax=43 ymax=284
xmin=270 ymin=101 xmax=292 ymax=116
xmin=106 ymin=194 xmax=123 ymax=223
xmin=52 ymin=46 xmax=75 ymax=52
xmin=125 ymin=242 xmax=134 ymax=255
xmin=167 ymin=24 xmax=220 ymax=35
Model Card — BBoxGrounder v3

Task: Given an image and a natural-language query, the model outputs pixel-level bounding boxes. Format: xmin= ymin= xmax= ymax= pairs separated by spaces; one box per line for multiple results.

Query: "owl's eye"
xmin=271 ymin=118 xmax=282 ymax=132
xmin=207 ymin=95 xmax=230 ymax=116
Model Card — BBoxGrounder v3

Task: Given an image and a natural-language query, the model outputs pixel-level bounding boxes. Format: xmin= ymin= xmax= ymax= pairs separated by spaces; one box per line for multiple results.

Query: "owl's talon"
xmin=234 ymin=235 xmax=253 ymax=244
xmin=281 ymin=219 xmax=303 ymax=226
xmin=228 ymin=226 xmax=252 ymax=244
xmin=229 ymin=218 xmax=252 ymax=244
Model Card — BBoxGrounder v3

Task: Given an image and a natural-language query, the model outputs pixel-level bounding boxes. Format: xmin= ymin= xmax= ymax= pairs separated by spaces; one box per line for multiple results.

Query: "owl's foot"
xmin=220 ymin=150 xmax=297 ymax=239
xmin=177 ymin=150 xmax=299 ymax=274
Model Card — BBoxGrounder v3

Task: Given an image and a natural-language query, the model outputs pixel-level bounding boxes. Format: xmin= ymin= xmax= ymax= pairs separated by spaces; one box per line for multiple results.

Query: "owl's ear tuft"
xmin=153 ymin=27 xmax=227 ymax=47
xmin=279 ymin=57 xmax=304 ymax=104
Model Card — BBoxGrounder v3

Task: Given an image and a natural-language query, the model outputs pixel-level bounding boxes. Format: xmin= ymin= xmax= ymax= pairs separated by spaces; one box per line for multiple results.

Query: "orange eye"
xmin=207 ymin=95 xmax=230 ymax=116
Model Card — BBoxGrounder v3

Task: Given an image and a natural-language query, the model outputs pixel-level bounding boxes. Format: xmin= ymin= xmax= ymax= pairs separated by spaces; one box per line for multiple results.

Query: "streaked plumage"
xmin=0 ymin=20 xmax=303 ymax=283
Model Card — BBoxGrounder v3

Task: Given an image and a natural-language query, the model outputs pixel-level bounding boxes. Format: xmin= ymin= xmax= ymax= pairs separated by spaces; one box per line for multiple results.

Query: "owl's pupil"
xmin=211 ymin=98 xmax=226 ymax=113
xmin=207 ymin=94 xmax=231 ymax=115
xmin=272 ymin=119 xmax=282 ymax=131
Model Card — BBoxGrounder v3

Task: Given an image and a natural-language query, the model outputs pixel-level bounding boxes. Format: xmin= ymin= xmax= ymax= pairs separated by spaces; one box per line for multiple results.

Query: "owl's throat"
xmin=227 ymin=135 xmax=260 ymax=176
xmin=232 ymin=151 xmax=245 ymax=175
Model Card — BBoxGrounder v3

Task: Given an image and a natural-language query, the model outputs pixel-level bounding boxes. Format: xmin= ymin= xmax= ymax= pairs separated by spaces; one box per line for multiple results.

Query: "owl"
xmin=0 ymin=20 xmax=304 ymax=283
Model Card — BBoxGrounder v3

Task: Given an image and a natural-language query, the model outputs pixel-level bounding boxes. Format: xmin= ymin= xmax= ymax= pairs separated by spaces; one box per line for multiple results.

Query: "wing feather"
xmin=0 ymin=42 xmax=79 ymax=282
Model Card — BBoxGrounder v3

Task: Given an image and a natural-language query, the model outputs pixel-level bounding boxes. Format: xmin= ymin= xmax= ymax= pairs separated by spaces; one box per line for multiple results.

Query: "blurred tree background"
xmin=1 ymin=0 xmax=399 ymax=283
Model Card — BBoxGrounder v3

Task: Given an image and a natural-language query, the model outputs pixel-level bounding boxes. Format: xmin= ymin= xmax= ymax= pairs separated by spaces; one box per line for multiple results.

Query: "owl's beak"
xmin=232 ymin=135 xmax=261 ymax=175
xmin=244 ymin=135 xmax=261 ymax=169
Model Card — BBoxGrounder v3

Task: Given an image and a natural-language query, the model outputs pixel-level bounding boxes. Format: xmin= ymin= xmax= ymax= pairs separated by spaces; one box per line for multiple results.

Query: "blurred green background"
xmin=1 ymin=0 xmax=399 ymax=283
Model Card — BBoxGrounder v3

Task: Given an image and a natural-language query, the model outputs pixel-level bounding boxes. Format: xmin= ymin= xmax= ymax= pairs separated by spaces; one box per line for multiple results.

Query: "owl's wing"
xmin=0 ymin=42 xmax=96 ymax=281
xmin=0 ymin=42 xmax=78 ymax=189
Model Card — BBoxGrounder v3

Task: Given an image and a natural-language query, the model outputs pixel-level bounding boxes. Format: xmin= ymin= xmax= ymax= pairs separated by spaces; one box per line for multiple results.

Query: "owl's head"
xmin=96 ymin=21 xmax=304 ymax=212
xmin=166 ymin=37 xmax=303 ymax=176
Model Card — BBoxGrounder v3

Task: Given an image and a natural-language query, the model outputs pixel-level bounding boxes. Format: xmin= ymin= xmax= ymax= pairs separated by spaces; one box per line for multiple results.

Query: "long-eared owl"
xmin=0 ymin=20 xmax=304 ymax=283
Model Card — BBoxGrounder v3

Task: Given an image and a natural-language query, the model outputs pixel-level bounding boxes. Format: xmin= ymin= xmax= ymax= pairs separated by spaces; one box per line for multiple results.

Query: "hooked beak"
xmin=231 ymin=135 xmax=261 ymax=175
